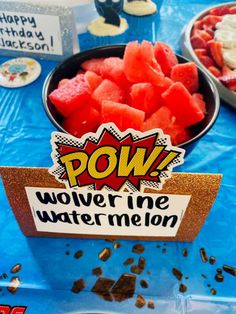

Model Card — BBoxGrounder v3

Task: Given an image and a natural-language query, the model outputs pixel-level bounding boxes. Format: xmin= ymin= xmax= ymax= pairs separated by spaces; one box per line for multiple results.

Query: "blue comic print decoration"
xmin=94 ymin=0 xmax=124 ymax=26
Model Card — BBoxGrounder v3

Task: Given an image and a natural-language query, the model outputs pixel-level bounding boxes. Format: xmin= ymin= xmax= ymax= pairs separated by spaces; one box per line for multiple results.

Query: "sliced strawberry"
xmin=192 ymin=29 xmax=213 ymax=41
xmin=219 ymin=6 xmax=230 ymax=15
xmin=201 ymin=15 xmax=223 ymax=28
xmin=222 ymin=65 xmax=232 ymax=75
xmin=209 ymin=6 xmax=230 ymax=16
xmin=228 ymin=81 xmax=236 ymax=91
xmin=219 ymin=71 xmax=236 ymax=91
xmin=207 ymin=40 xmax=223 ymax=67
xmin=203 ymin=25 xmax=215 ymax=37
xmin=191 ymin=35 xmax=207 ymax=49
xmin=208 ymin=7 xmax=222 ymax=16
xmin=198 ymin=55 xmax=215 ymax=68
xmin=193 ymin=20 xmax=204 ymax=31
xmin=208 ymin=66 xmax=222 ymax=78
xmin=229 ymin=6 xmax=236 ymax=14
xmin=219 ymin=73 xmax=236 ymax=84
xmin=194 ymin=48 xmax=207 ymax=58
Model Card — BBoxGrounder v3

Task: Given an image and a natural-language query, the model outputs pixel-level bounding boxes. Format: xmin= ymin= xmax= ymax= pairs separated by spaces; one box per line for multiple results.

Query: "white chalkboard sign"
xmin=0 ymin=1 xmax=79 ymax=60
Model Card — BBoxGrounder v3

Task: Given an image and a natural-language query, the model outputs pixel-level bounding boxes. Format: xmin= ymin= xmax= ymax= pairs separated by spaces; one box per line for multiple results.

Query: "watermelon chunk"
xmin=154 ymin=42 xmax=178 ymax=76
xmin=91 ymin=79 xmax=125 ymax=110
xmin=129 ymin=83 xmax=161 ymax=115
xmin=81 ymin=58 xmax=104 ymax=75
xmin=77 ymin=69 xmax=85 ymax=75
xmin=101 ymin=57 xmax=125 ymax=82
xmin=192 ymin=93 xmax=206 ymax=113
xmin=123 ymin=41 xmax=165 ymax=86
xmin=84 ymin=71 xmax=103 ymax=91
xmin=49 ymin=74 xmax=91 ymax=117
xmin=101 ymin=57 xmax=131 ymax=91
xmin=143 ymin=106 xmax=175 ymax=131
xmin=101 ymin=100 xmax=145 ymax=131
xmin=167 ymin=124 xmax=191 ymax=145
xmin=153 ymin=77 xmax=174 ymax=107
xmin=162 ymin=82 xmax=205 ymax=127
xmin=63 ymin=104 xmax=101 ymax=138
xmin=142 ymin=106 xmax=190 ymax=145
xmin=49 ymin=40 xmax=207 ymax=140
xmin=171 ymin=62 xmax=199 ymax=93
xmin=58 ymin=78 xmax=70 ymax=88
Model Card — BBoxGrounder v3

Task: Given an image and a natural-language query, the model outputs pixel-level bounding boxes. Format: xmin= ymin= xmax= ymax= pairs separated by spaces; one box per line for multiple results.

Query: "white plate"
xmin=180 ymin=2 xmax=236 ymax=110
xmin=0 ymin=57 xmax=41 ymax=88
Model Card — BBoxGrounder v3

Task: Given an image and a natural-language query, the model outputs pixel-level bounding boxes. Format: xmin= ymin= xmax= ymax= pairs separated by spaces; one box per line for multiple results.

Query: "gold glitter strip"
xmin=0 ymin=167 xmax=222 ymax=241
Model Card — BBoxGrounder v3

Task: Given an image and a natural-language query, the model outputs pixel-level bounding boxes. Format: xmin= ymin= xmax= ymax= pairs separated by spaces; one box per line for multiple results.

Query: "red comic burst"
xmin=51 ymin=125 xmax=184 ymax=191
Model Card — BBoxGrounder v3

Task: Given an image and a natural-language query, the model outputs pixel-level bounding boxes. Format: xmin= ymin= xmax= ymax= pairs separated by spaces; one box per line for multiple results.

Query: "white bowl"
xmin=181 ymin=2 xmax=236 ymax=110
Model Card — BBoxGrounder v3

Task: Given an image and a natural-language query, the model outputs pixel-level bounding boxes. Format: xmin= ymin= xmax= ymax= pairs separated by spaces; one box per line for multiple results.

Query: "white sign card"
xmin=26 ymin=187 xmax=191 ymax=237
xmin=0 ymin=1 xmax=79 ymax=60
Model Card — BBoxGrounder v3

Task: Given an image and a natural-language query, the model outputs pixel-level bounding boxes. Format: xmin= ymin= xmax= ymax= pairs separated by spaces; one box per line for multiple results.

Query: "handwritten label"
xmin=25 ymin=187 xmax=191 ymax=237
xmin=0 ymin=11 xmax=62 ymax=55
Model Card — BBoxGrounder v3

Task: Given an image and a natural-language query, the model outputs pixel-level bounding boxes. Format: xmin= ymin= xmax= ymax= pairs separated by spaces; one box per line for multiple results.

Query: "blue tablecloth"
xmin=0 ymin=1 xmax=236 ymax=313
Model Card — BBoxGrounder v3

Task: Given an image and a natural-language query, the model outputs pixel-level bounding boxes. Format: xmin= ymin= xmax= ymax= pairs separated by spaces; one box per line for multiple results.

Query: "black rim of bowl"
xmin=42 ymin=44 xmax=220 ymax=149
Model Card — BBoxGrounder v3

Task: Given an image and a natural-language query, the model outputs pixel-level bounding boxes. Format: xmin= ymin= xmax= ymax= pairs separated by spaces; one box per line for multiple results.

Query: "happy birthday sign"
xmin=0 ymin=11 xmax=62 ymax=54
xmin=0 ymin=1 xmax=79 ymax=60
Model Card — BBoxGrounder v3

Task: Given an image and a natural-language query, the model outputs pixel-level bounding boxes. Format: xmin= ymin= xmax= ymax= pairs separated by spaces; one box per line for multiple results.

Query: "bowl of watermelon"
xmin=43 ymin=41 xmax=219 ymax=154
xmin=181 ymin=2 xmax=236 ymax=109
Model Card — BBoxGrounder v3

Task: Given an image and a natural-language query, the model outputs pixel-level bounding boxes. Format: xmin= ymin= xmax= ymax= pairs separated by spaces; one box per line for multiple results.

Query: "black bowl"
xmin=42 ymin=45 xmax=220 ymax=154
